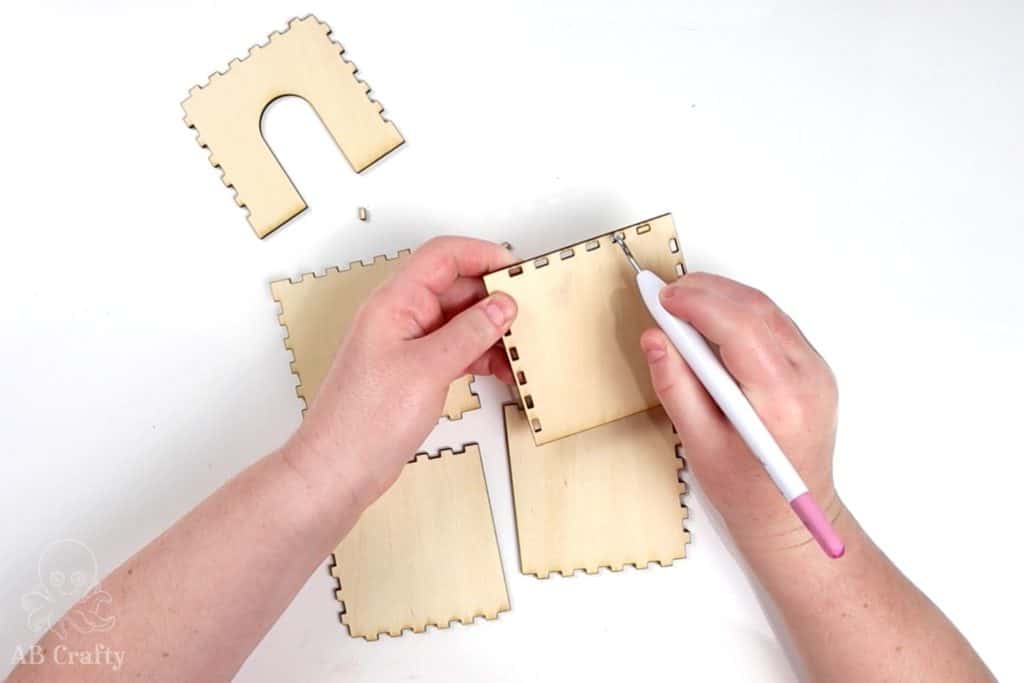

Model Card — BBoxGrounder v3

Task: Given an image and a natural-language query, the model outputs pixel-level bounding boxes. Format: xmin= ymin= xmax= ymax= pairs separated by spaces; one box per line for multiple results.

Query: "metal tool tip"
xmin=611 ymin=233 xmax=642 ymax=274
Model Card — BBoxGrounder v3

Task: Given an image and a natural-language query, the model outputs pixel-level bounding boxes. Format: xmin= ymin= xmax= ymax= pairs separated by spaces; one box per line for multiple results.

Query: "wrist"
xmin=735 ymin=497 xmax=869 ymax=577
xmin=725 ymin=489 xmax=847 ymax=558
xmin=279 ymin=426 xmax=375 ymax=521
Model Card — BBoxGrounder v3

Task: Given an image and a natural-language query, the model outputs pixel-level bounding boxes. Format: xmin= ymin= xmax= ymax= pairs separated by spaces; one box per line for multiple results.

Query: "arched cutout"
xmin=182 ymin=15 xmax=403 ymax=238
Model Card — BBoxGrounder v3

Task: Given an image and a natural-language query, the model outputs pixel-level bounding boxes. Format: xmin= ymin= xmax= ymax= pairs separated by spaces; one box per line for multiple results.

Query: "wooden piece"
xmin=503 ymin=404 xmax=690 ymax=578
xmin=330 ymin=445 xmax=510 ymax=639
xmin=182 ymin=15 xmax=404 ymax=238
xmin=483 ymin=214 xmax=685 ymax=444
xmin=271 ymin=251 xmax=479 ymax=420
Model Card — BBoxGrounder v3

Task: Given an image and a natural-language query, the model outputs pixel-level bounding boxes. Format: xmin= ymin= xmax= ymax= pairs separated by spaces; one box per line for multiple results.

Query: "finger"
xmin=680 ymin=273 xmax=819 ymax=367
xmin=466 ymin=345 xmax=515 ymax=384
xmin=437 ymin=277 xmax=487 ymax=319
xmin=659 ymin=282 xmax=796 ymax=393
xmin=413 ymin=292 xmax=517 ymax=382
xmin=640 ymin=328 xmax=731 ymax=444
xmin=394 ymin=236 xmax=516 ymax=297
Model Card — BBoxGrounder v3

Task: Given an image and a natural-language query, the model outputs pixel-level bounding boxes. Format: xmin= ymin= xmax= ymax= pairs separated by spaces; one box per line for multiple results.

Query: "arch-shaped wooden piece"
xmin=182 ymin=15 xmax=404 ymax=238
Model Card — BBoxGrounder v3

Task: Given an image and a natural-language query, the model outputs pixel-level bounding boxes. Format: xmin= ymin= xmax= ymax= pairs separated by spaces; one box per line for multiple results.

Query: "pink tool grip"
xmin=790 ymin=493 xmax=845 ymax=558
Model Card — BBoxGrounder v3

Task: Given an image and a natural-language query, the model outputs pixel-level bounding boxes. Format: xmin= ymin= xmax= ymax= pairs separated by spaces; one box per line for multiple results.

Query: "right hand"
xmin=640 ymin=273 xmax=842 ymax=552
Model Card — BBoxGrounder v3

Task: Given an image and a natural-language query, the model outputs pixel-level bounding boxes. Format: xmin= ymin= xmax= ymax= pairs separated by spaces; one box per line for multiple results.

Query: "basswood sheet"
xmin=330 ymin=445 xmax=510 ymax=639
xmin=182 ymin=15 xmax=403 ymax=237
xmin=271 ymin=251 xmax=479 ymax=420
xmin=483 ymin=214 xmax=685 ymax=444
xmin=503 ymin=403 xmax=689 ymax=578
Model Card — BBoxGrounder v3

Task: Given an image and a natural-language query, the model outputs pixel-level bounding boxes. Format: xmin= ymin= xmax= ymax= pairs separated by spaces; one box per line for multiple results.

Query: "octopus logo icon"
xmin=20 ymin=539 xmax=115 ymax=640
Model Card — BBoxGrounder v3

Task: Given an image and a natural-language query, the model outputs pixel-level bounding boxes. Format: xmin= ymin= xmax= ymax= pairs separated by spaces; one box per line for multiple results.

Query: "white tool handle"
xmin=637 ymin=270 xmax=808 ymax=501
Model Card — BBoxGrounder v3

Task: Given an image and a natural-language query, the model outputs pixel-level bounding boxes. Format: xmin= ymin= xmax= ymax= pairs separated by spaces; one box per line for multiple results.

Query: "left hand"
xmin=285 ymin=236 xmax=517 ymax=509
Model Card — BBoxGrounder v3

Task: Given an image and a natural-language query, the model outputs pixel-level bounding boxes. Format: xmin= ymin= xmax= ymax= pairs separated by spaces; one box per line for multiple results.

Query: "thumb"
xmin=415 ymin=292 xmax=517 ymax=382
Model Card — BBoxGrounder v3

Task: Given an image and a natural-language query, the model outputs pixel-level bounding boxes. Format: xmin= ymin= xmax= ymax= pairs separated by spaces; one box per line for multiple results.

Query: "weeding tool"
xmin=612 ymin=233 xmax=844 ymax=559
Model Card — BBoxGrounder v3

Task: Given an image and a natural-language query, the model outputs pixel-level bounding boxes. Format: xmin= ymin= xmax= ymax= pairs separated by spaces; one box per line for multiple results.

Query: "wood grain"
xmin=182 ymin=15 xmax=403 ymax=237
xmin=503 ymin=404 xmax=689 ymax=578
xmin=484 ymin=214 xmax=684 ymax=444
xmin=330 ymin=445 xmax=510 ymax=639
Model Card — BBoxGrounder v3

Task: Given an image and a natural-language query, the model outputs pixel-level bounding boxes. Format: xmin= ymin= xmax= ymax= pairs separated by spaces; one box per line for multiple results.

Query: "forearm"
xmin=11 ymin=437 xmax=365 ymax=683
xmin=735 ymin=503 xmax=993 ymax=682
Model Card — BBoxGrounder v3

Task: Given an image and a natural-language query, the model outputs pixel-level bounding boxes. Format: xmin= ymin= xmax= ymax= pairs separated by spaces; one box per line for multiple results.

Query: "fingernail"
xmin=485 ymin=293 xmax=516 ymax=326
xmin=643 ymin=341 xmax=667 ymax=364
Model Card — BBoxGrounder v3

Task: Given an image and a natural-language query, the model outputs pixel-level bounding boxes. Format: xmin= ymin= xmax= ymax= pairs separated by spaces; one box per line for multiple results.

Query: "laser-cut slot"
xmin=674 ymin=263 xmax=684 ymax=277
xmin=481 ymin=213 xmax=683 ymax=445
xmin=531 ymin=418 xmax=542 ymax=432
xmin=669 ymin=238 xmax=679 ymax=253
xmin=524 ymin=395 xmax=534 ymax=409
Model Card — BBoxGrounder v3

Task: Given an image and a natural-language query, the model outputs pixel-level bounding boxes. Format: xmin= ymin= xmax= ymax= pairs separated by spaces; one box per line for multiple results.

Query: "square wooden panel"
xmin=182 ymin=15 xmax=403 ymax=237
xmin=270 ymin=251 xmax=480 ymax=420
xmin=503 ymin=403 xmax=689 ymax=578
xmin=483 ymin=214 xmax=684 ymax=444
xmin=330 ymin=445 xmax=510 ymax=639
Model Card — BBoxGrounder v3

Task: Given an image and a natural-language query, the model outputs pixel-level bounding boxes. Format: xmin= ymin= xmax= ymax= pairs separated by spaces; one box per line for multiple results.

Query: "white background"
xmin=2 ymin=1 xmax=1022 ymax=680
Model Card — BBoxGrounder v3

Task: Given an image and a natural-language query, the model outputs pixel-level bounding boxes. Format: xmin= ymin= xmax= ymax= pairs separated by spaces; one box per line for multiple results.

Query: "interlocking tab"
xmin=271 ymin=250 xmax=480 ymax=421
xmin=330 ymin=444 xmax=510 ymax=639
xmin=182 ymin=15 xmax=404 ymax=237
xmin=484 ymin=214 xmax=685 ymax=445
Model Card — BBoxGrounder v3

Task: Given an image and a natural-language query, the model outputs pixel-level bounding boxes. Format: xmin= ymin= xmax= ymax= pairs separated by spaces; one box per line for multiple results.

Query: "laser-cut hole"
xmin=504 ymin=330 xmax=511 ymax=337
xmin=585 ymin=240 xmax=600 ymax=251
xmin=509 ymin=265 xmax=524 ymax=277
xmin=675 ymin=263 xmax=684 ymax=276
xmin=637 ymin=224 xmax=651 ymax=235
xmin=560 ymin=248 xmax=575 ymax=260
xmin=531 ymin=418 xmax=542 ymax=432
xmin=524 ymin=395 xmax=534 ymax=409
xmin=517 ymin=370 xmax=527 ymax=385
xmin=509 ymin=347 xmax=519 ymax=361
xmin=669 ymin=238 xmax=679 ymax=253
xmin=534 ymin=256 xmax=550 ymax=269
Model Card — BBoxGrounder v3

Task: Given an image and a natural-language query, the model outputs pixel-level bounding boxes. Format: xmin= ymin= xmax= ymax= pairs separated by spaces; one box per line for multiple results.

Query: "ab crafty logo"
xmin=11 ymin=539 xmax=125 ymax=672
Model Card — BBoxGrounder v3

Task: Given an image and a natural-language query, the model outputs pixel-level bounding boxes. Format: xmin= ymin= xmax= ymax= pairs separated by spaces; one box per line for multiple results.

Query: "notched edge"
xmin=482 ymin=214 xmax=680 ymax=444
xmin=331 ymin=442 xmax=509 ymax=640
xmin=181 ymin=14 xmax=403 ymax=234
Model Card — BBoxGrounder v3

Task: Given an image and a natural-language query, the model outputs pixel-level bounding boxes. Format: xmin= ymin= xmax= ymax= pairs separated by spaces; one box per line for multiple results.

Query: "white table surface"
xmin=2 ymin=1 xmax=1021 ymax=680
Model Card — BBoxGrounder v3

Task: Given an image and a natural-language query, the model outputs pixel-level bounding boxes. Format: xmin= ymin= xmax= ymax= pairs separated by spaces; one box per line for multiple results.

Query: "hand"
xmin=640 ymin=273 xmax=840 ymax=552
xmin=287 ymin=237 xmax=517 ymax=509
